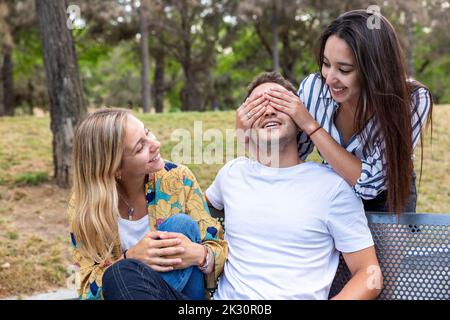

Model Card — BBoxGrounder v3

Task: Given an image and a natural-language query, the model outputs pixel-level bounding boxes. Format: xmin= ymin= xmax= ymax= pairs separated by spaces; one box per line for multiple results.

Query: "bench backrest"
xmin=208 ymin=207 xmax=449 ymax=300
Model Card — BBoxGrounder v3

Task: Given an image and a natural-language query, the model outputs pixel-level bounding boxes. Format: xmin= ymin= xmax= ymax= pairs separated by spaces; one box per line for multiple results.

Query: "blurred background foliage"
xmin=0 ymin=0 xmax=449 ymax=116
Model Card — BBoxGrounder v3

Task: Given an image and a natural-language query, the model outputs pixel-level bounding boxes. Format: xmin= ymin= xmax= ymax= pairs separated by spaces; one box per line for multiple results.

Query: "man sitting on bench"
xmin=205 ymin=72 xmax=382 ymax=300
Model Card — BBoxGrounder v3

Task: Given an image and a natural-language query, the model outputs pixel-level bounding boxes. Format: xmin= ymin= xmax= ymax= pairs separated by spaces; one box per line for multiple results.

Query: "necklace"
xmin=118 ymin=176 xmax=153 ymax=221
xmin=118 ymin=193 xmax=135 ymax=221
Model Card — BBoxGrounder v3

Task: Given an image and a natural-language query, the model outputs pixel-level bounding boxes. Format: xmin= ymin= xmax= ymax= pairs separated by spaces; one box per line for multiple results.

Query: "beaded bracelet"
xmin=198 ymin=246 xmax=211 ymax=272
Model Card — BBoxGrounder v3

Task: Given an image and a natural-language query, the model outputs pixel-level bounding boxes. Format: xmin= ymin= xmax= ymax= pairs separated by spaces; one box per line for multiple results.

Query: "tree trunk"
xmin=35 ymin=0 xmax=86 ymax=188
xmin=27 ymin=79 xmax=34 ymax=115
xmin=1 ymin=44 xmax=14 ymax=116
xmin=153 ymin=48 xmax=165 ymax=113
xmin=280 ymin=31 xmax=297 ymax=86
xmin=179 ymin=3 xmax=203 ymax=112
xmin=271 ymin=2 xmax=280 ymax=73
xmin=0 ymin=76 xmax=3 ymax=116
xmin=139 ymin=0 xmax=151 ymax=113
xmin=180 ymin=65 xmax=203 ymax=112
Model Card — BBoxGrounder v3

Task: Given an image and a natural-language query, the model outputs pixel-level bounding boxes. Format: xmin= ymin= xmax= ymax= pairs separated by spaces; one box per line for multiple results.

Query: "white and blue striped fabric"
xmin=297 ymin=73 xmax=431 ymax=200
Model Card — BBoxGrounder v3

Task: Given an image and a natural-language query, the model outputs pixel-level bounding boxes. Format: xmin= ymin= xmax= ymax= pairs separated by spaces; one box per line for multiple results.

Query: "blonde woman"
xmin=67 ymin=108 xmax=227 ymax=300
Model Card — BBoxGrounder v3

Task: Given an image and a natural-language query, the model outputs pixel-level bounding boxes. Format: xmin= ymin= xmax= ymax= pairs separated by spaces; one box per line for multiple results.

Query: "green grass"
xmin=14 ymin=171 xmax=49 ymax=186
xmin=0 ymin=231 xmax=67 ymax=297
xmin=0 ymin=116 xmax=52 ymax=184
xmin=5 ymin=232 xmax=18 ymax=240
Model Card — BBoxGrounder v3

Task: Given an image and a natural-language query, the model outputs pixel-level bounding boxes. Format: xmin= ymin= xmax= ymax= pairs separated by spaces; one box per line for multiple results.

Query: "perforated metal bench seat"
xmin=208 ymin=207 xmax=449 ymax=300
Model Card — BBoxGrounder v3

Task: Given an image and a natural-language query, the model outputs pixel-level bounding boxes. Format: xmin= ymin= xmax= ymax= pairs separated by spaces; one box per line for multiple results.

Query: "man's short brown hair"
xmin=245 ymin=72 xmax=298 ymax=99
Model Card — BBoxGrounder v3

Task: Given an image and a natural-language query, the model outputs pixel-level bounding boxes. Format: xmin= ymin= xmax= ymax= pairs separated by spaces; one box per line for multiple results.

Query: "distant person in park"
xmin=206 ymin=72 xmax=382 ymax=299
xmin=67 ymin=108 xmax=227 ymax=300
xmin=236 ymin=10 xmax=433 ymax=213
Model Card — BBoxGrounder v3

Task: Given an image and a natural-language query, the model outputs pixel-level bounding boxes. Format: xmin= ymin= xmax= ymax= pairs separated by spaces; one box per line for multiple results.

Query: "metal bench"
xmin=208 ymin=206 xmax=449 ymax=300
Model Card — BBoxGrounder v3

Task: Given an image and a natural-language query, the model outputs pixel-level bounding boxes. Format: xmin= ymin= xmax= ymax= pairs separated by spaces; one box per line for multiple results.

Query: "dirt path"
xmin=1 ymin=182 xmax=70 ymax=240
xmin=0 ymin=181 xmax=71 ymax=298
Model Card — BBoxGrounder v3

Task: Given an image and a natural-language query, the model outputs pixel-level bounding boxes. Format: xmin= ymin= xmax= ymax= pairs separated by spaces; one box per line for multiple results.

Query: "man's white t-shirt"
xmin=205 ymin=157 xmax=374 ymax=300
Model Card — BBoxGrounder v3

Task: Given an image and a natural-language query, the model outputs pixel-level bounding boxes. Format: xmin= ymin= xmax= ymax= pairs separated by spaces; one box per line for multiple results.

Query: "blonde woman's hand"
xmin=264 ymin=87 xmax=319 ymax=135
xmin=157 ymin=232 xmax=205 ymax=270
xmin=126 ymin=231 xmax=185 ymax=272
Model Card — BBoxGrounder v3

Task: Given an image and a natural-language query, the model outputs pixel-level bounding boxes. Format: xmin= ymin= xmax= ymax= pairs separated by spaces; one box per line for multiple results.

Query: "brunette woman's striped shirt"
xmin=297 ymin=73 xmax=431 ymax=199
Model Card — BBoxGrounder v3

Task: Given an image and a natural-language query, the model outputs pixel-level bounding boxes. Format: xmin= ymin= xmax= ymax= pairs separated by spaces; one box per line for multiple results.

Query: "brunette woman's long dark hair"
xmin=317 ymin=10 xmax=433 ymax=213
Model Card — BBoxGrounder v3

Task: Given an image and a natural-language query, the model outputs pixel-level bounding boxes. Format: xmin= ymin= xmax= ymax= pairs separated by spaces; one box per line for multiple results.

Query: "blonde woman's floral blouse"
xmin=67 ymin=162 xmax=228 ymax=300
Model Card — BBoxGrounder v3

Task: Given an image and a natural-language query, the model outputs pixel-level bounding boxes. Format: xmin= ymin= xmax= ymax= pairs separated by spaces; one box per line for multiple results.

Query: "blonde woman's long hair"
xmin=71 ymin=108 xmax=129 ymax=263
